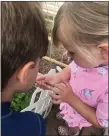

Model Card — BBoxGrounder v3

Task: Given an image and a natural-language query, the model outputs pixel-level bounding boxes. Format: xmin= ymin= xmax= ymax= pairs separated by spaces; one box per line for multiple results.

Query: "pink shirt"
xmin=60 ymin=61 xmax=108 ymax=128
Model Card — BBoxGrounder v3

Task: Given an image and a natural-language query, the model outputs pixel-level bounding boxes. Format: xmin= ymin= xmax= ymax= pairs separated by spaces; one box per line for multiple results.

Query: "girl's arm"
xmin=36 ymin=67 xmax=71 ymax=88
xmin=57 ymin=67 xmax=71 ymax=82
xmin=68 ymin=93 xmax=101 ymax=128
xmin=51 ymin=82 xmax=102 ymax=128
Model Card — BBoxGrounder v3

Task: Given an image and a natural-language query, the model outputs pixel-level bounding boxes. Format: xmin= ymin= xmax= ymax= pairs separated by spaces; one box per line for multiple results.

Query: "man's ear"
xmin=17 ymin=61 xmax=35 ymax=85
xmin=97 ymin=42 xmax=108 ymax=60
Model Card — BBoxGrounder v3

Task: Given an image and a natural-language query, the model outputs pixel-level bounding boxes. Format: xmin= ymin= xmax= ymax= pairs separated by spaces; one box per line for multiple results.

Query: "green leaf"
xmin=11 ymin=92 xmax=32 ymax=111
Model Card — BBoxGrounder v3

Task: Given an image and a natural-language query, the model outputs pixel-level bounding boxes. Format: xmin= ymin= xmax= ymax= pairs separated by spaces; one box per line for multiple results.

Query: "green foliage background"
xmin=10 ymin=92 xmax=32 ymax=111
xmin=10 ymin=85 xmax=36 ymax=111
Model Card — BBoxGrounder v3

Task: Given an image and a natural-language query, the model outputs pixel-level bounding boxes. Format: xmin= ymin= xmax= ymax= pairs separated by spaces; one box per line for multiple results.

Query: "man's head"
xmin=1 ymin=2 xmax=49 ymax=93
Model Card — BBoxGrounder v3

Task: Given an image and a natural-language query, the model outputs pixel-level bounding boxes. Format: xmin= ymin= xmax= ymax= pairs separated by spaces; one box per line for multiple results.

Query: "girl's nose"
xmin=67 ymin=52 xmax=72 ymax=57
xmin=67 ymin=52 xmax=74 ymax=59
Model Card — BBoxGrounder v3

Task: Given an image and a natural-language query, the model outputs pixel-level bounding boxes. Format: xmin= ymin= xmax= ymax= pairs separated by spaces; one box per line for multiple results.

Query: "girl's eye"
xmin=68 ymin=52 xmax=75 ymax=57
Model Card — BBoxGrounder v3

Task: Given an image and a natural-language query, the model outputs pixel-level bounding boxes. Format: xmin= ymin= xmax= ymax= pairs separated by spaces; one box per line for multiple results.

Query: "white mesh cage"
xmin=21 ymin=69 xmax=56 ymax=118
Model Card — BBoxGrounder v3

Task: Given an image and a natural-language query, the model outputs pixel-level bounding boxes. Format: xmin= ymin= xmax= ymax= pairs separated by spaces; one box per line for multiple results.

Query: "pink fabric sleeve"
xmin=68 ymin=61 xmax=77 ymax=69
xmin=68 ymin=61 xmax=73 ymax=68
xmin=96 ymin=88 xmax=108 ymax=127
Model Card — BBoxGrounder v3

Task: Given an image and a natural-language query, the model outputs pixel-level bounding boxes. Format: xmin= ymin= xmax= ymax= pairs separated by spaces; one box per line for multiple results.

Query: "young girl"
xmin=37 ymin=2 xmax=108 ymax=135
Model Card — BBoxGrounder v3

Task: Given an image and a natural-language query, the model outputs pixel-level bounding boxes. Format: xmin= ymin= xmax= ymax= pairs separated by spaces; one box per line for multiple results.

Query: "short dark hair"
xmin=1 ymin=2 xmax=49 ymax=90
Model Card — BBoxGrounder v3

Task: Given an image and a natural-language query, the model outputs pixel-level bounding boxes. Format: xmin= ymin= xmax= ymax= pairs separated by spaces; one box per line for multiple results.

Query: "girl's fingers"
xmin=37 ymin=81 xmax=44 ymax=86
xmin=36 ymin=75 xmax=47 ymax=81
xmin=63 ymin=81 xmax=71 ymax=87
xmin=37 ymin=81 xmax=49 ymax=87
xmin=37 ymin=81 xmax=50 ymax=90
xmin=52 ymin=99 xmax=62 ymax=104
xmin=54 ymin=82 xmax=71 ymax=91
xmin=52 ymin=87 xmax=62 ymax=94
xmin=54 ymin=84 xmax=65 ymax=91
xmin=49 ymin=93 xmax=61 ymax=100
xmin=37 ymin=80 xmax=55 ymax=88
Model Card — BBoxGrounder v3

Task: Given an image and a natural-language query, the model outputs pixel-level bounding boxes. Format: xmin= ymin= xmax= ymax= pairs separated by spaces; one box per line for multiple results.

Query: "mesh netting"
xmin=42 ymin=2 xmax=63 ymax=40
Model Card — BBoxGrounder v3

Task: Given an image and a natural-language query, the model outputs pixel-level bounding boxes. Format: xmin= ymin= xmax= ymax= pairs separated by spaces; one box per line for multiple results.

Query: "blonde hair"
xmin=52 ymin=2 xmax=108 ymax=64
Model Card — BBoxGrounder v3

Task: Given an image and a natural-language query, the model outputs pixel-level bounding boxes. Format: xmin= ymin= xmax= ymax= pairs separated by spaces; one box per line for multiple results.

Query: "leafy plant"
xmin=10 ymin=92 xmax=32 ymax=112
xmin=10 ymin=84 xmax=37 ymax=111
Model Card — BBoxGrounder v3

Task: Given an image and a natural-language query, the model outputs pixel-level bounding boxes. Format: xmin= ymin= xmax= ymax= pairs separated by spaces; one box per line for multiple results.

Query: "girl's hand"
xmin=50 ymin=82 xmax=102 ymax=128
xmin=36 ymin=74 xmax=61 ymax=90
xmin=49 ymin=81 xmax=74 ymax=104
xmin=36 ymin=67 xmax=71 ymax=90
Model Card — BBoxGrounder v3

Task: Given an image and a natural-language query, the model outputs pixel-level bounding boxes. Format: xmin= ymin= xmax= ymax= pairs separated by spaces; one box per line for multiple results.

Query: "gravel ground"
xmin=39 ymin=45 xmax=66 ymax=74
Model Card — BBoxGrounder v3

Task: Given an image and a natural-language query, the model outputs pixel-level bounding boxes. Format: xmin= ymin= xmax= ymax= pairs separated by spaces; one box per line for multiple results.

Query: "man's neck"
xmin=1 ymin=88 xmax=14 ymax=102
